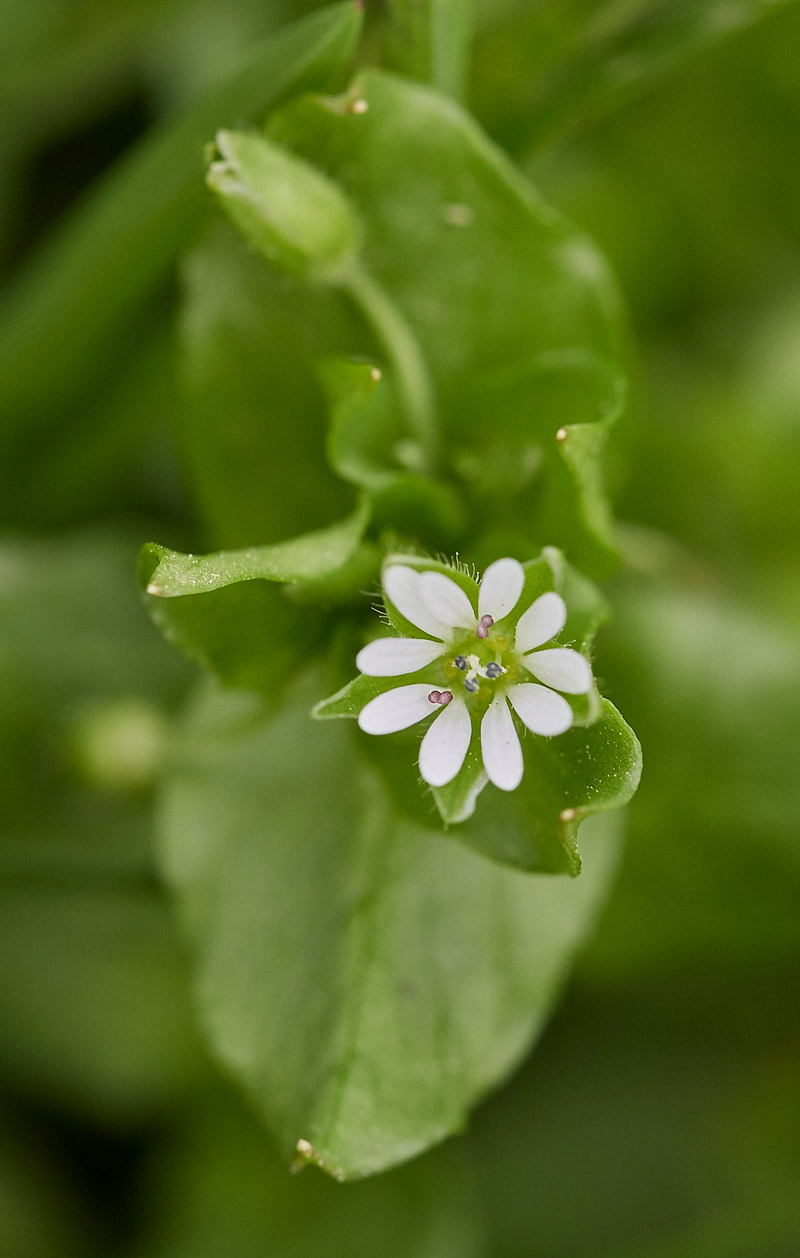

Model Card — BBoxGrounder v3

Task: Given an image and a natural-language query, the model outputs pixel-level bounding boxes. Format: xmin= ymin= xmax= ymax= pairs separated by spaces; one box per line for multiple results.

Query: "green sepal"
xmin=313 ymin=672 xmax=397 ymax=721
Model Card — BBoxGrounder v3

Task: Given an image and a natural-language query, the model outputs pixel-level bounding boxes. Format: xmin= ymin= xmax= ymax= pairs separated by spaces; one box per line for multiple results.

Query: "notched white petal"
xmin=419 ymin=698 xmax=472 ymax=787
xmin=383 ymin=566 xmax=450 ymax=640
xmin=514 ymin=591 xmax=567 ymax=653
xmin=358 ymin=684 xmax=435 ymax=735
xmin=523 ymin=647 xmax=592 ymax=694
xmin=478 ymin=557 xmax=525 ymax=620
xmin=356 ymin=637 xmax=443 ymax=677
xmin=509 ymin=682 xmax=573 ymax=736
xmin=481 ymin=695 xmax=523 ymax=792
xmin=419 ymin=571 xmax=476 ymax=629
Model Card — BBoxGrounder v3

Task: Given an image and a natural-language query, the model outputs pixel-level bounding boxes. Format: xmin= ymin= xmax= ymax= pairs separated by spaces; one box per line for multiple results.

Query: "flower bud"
xmin=206 ymin=129 xmax=361 ymax=283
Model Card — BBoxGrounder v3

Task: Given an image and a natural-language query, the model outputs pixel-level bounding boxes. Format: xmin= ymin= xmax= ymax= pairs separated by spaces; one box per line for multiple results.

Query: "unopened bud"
xmin=207 ymin=129 xmax=361 ymax=283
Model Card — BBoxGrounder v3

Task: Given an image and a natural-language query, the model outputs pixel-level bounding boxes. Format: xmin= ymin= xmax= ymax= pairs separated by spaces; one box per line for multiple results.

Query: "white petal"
xmin=478 ymin=557 xmax=525 ymax=620
xmin=358 ymin=684 xmax=435 ymax=734
xmin=356 ymin=638 xmax=444 ymax=677
xmin=509 ymin=683 xmax=573 ymax=736
xmin=480 ymin=695 xmax=523 ymax=792
xmin=383 ymin=566 xmax=450 ymax=639
xmin=419 ymin=699 xmax=472 ymax=787
xmin=418 ymin=571 xmax=476 ymax=629
xmin=514 ymin=591 xmax=567 ymax=653
xmin=522 ymin=647 xmax=592 ymax=694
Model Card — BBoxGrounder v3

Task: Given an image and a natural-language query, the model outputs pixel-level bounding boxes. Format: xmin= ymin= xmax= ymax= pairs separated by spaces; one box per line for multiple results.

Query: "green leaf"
xmin=159 ymin=670 xmax=623 ymax=1179
xmin=207 ymin=129 xmax=361 ymax=282
xmin=178 ymin=224 xmax=359 ymax=548
xmin=142 ymin=506 xmax=368 ymax=598
xmin=138 ymin=507 xmax=368 ymax=692
xmin=380 ymin=0 xmax=477 ymax=103
xmin=0 ymin=1 xmax=363 ymax=513
xmin=268 ymin=71 xmax=626 ymax=576
xmin=320 ymin=357 xmax=467 ymax=548
xmin=453 ymin=697 xmax=641 ymax=875
xmin=138 ymin=568 xmax=315 ymax=694
xmin=450 ymin=349 xmax=626 ymax=573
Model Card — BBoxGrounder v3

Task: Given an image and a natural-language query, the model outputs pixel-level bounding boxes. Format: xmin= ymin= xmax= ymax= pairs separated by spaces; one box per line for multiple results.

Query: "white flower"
xmin=355 ymin=558 xmax=592 ymax=792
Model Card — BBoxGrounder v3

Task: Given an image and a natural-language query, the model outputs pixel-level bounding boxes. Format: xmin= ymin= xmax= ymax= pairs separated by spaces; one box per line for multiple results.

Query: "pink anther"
xmin=428 ymin=689 xmax=453 ymax=706
xmin=476 ymin=614 xmax=494 ymax=639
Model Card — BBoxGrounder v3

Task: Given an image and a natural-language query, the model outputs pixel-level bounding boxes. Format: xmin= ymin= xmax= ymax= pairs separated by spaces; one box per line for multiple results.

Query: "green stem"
xmin=342 ymin=265 xmax=441 ymax=472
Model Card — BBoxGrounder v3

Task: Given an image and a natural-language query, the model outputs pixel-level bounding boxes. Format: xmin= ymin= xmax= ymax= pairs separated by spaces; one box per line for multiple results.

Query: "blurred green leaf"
xmin=0 ymin=885 xmax=204 ymax=1124
xmin=0 ymin=530 xmax=188 ymax=716
xmin=467 ymin=976 xmax=800 ymax=1258
xmin=587 ymin=578 xmax=800 ymax=978
xmin=178 ymin=223 xmax=359 ymax=548
xmin=379 ymin=0 xmax=476 ymax=103
xmin=131 ymin=1090 xmax=486 ymax=1258
xmin=0 ymin=0 xmax=157 ymax=160
xmin=475 ymin=0 xmax=797 ymax=154
xmin=0 ymin=530 xmax=190 ymax=886
xmin=0 ymin=1106 xmax=87 ymax=1258
xmin=19 ymin=311 xmax=181 ymax=528
xmin=0 ymin=0 xmax=363 ymax=518
xmin=0 ymin=530 xmax=204 ymax=1126
xmin=269 ymin=70 xmax=626 ymax=574
xmin=159 ymin=670 xmax=622 ymax=1178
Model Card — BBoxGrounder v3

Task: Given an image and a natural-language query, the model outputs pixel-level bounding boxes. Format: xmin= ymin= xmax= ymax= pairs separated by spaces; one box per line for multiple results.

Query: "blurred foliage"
xmin=0 ymin=0 xmax=799 ymax=1252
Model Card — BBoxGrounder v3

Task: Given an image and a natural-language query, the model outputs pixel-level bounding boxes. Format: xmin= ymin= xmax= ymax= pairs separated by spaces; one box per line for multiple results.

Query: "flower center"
xmin=444 ymin=626 xmax=519 ymax=698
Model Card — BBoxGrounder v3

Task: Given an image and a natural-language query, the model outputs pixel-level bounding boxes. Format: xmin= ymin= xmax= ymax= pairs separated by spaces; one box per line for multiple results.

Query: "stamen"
xmin=484 ymin=662 xmax=506 ymax=679
xmin=464 ymin=677 xmax=480 ymax=694
xmin=476 ymin=614 xmax=494 ymax=639
xmin=453 ymin=655 xmax=468 ymax=670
